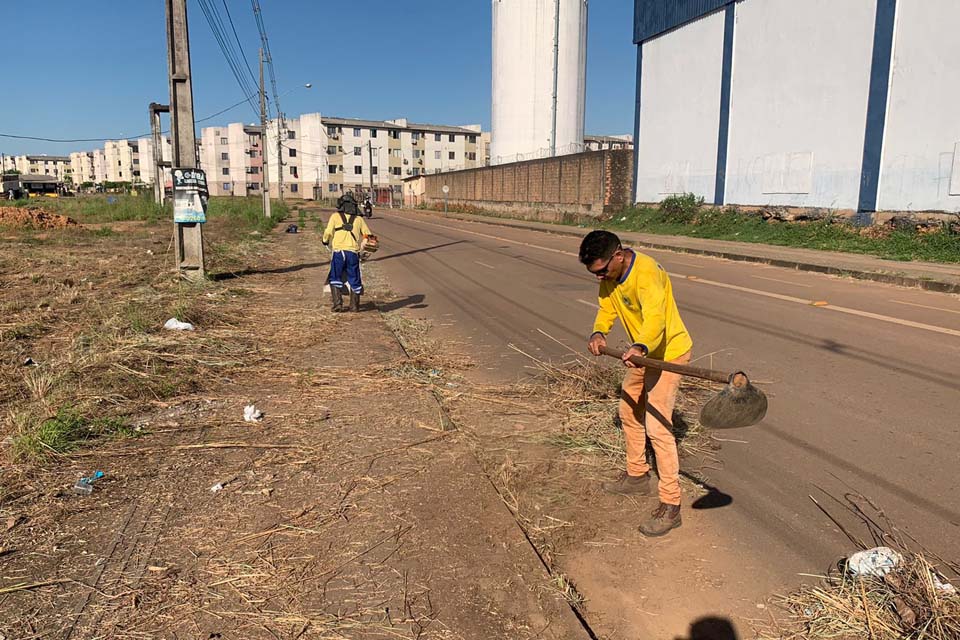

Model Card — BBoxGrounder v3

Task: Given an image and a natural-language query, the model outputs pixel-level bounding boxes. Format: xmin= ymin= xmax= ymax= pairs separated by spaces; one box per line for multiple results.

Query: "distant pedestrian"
xmin=322 ymin=192 xmax=371 ymax=312
xmin=579 ymin=230 xmax=694 ymax=537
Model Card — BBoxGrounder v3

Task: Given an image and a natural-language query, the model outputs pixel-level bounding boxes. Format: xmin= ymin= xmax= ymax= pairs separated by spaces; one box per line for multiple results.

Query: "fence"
xmin=422 ymin=149 xmax=633 ymax=221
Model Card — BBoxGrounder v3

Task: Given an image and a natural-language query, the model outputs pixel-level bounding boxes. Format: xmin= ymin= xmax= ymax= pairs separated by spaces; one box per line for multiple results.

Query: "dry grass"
xmin=763 ymin=492 xmax=959 ymax=640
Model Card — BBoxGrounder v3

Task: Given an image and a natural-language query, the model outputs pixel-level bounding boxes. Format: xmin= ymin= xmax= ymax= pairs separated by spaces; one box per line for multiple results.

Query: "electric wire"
xmin=197 ymin=0 xmax=259 ymax=117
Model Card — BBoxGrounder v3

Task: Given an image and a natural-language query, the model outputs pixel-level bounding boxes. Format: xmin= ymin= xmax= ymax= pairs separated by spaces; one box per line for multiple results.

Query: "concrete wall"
xmin=724 ymin=0 xmax=875 ymax=211
xmin=421 ymin=149 xmax=632 ymax=220
xmin=878 ymin=0 xmax=960 ymax=212
xmin=635 ymin=10 xmax=724 ymax=203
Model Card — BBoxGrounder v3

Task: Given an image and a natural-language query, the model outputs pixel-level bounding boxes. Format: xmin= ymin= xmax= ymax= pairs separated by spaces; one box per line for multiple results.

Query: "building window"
xmin=412 ymin=167 xmax=421 ymax=176
xmin=433 ymin=151 xmax=440 ymax=160
xmin=413 ymin=150 xmax=422 ymax=159
xmin=329 ymin=165 xmax=338 ymax=174
xmin=412 ymin=132 xmax=421 ymax=142
xmin=286 ymin=131 xmax=295 ymax=140
xmin=467 ymin=152 xmax=477 ymax=161
xmin=433 ymin=133 xmax=440 ymax=142
xmin=449 ymin=151 xmax=455 ymax=160
xmin=449 ymin=134 xmax=456 ymax=142
xmin=223 ymin=182 xmax=231 ymax=190
xmin=371 ymin=167 xmax=378 ymax=175
xmin=354 ymin=166 xmax=362 ymax=175
xmin=290 ymin=166 xmax=298 ymax=177
xmin=327 ymin=125 xmax=338 ymax=136
xmin=391 ymin=149 xmax=402 ymax=158
xmin=289 ymin=148 xmax=297 ymax=157
xmin=468 ymin=135 xmax=477 ymax=143
xmin=220 ymin=152 xmax=228 ymax=160
xmin=248 ymin=182 xmax=260 ymax=190
xmin=220 ymin=137 xmax=228 ymax=144
xmin=248 ymin=167 xmax=260 ymax=174
xmin=353 ymin=127 xmax=361 ymax=137
xmin=354 ymin=146 xmax=362 ymax=156
xmin=391 ymin=167 xmax=401 ymax=176
xmin=290 ymin=184 xmax=298 ymax=193
xmin=329 ymin=183 xmax=339 ymax=192
xmin=390 ymin=130 xmax=400 ymax=139
xmin=222 ymin=168 xmax=230 ymax=176
xmin=248 ymin=149 xmax=258 ymax=158
xmin=370 ymin=128 xmax=377 ymax=138
xmin=327 ymin=145 xmax=337 ymax=154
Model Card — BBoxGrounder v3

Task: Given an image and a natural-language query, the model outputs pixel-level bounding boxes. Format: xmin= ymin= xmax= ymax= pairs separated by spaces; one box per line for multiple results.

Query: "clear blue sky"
xmin=0 ymin=1 xmax=635 ymax=156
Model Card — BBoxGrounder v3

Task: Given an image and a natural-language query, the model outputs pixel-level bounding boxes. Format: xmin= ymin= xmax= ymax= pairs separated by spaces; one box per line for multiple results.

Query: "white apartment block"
xmin=202 ymin=113 xmax=491 ymax=200
xmin=70 ymin=152 xmax=96 ymax=185
xmin=6 ymin=155 xmax=71 ymax=179
xmin=103 ymin=140 xmax=140 ymax=183
xmin=92 ymin=149 xmax=107 ymax=183
xmin=137 ymin=136 xmax=173 ymax=187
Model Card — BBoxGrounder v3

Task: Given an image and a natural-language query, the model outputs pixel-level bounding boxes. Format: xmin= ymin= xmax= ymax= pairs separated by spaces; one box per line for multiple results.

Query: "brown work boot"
xmin=639 ymin=502 xmax=681 ymax=537
xmin=602 ymin=471 xmax=655 ymax=496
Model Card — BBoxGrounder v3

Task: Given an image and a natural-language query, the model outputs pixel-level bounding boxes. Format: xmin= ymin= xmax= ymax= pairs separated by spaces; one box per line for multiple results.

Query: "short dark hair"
xmin=579 ymin=230 xmax=621 ymax=265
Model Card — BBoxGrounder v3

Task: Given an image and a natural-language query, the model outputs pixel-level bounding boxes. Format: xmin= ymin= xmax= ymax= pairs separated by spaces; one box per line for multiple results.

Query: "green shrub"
xmin=659 ymin=193 xmax=704 ymax=224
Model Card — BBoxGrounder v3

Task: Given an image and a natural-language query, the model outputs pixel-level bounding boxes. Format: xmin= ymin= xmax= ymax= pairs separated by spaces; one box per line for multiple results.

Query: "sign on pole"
xmin=172 ymin=168 xmax=209 ymax=224
xmin=442 ymin=184 xmax=449 ymax=215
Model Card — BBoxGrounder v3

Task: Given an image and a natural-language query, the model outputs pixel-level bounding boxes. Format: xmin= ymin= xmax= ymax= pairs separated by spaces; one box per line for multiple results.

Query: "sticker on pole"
xmin=442 ymin=185 xmax=449 ymax=194
xmin=172 ymin=168 xmax=209 ymax=224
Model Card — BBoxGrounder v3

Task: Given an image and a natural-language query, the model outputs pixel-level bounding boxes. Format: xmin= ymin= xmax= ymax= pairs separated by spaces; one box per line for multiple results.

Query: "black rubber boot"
xmin=349 ymin=291 xmax=360 ymax=312
xmin=331 ymin=286 xmax=344 ymax=312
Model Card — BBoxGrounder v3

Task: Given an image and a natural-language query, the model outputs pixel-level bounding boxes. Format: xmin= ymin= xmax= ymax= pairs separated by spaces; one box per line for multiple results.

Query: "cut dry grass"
xmin=762 ymin=492 xmax=959 ymax=640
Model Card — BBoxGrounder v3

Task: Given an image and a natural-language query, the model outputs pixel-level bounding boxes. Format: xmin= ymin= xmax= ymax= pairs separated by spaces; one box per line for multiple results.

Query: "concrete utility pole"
xmin=277 ymin=111 xmax=284 ymax=202
xmin=165 ymin=0 xmax=204 ymax=280
xmin=549 ymin=0 xmax=561 ymax=158
xmin=148 ymin=102 xmax=170 ymax=205
xmin=367 ymin=140 xmax=375 ymax=203
xmin=259 ymin=48 xmax=271 ymax=218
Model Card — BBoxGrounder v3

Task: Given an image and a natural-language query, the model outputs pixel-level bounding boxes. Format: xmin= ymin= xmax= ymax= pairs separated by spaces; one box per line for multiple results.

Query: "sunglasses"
xmin=588 ymin=248 xmax=621 ymax=277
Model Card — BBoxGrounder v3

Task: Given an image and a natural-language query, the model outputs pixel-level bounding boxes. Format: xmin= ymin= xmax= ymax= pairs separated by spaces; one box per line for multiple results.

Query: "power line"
xmin=251 ymin=0 xmax=282 ymax=120
xmin=221 ymin=0 xmax=259 ymax=93
xmin=197 ymin=0 xmax=259 ymax=117
xmin=0 ymin=92 xmax=258 ymax=144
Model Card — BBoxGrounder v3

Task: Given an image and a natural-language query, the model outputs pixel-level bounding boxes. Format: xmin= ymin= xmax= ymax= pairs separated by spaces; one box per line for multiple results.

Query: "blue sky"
xmin=0 ymin=1 xmax=635 ymax=156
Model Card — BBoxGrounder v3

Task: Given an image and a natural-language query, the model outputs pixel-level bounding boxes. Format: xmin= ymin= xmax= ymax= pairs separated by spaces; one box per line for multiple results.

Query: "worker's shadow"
xmin=210 ymin=262 xmax=327 ymax=281
xmin=377 ymin=294 xmax=427 ymax=312
xmin=675 ymin=616 xmax=740 ymax=640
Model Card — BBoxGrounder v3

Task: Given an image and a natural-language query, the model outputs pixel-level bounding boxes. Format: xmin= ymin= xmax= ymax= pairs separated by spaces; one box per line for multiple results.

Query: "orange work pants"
xmin=618 ymin=350 xmax=691 ymax=506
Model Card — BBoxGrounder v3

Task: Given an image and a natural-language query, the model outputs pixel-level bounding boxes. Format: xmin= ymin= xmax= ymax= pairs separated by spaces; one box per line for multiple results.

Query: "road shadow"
xmin=675 ymin=616 xmax=740 ymax=640
xmin=377 ymin=294 xmax=427 ymax=313
xmin=211 ymin=262 xmax=327 ymax=282
xmin=369 ymin=240 xmax=468 ymax=263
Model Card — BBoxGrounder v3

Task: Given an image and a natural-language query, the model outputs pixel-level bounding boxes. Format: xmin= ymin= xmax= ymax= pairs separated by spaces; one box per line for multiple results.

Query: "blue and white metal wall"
xmin=633 ymin=0 xmax=960 ymax=214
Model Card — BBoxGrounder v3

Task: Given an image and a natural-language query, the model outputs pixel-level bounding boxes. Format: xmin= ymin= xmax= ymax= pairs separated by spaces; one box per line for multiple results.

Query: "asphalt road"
xmin=366 ymin=208 xmax=960 ymax=578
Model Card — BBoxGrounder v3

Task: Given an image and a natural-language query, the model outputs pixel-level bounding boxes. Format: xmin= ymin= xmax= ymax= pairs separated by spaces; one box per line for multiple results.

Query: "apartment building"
xmin=6 ymin=155 xmax=71 ymax=179
xmin=103 ymin=140 xmax=140 ymax=183
xmin=136 ymin=136 xmax=173 ymax=188
xmin=200 ymin=123 xmax=265 ymax=197
xmin=584 ymin=134 xmax=633 ymax=151
xmin=201 ymin=113 xmax=490 ymax=200
xmin=70 ymin=152 xmax=96 ymax=185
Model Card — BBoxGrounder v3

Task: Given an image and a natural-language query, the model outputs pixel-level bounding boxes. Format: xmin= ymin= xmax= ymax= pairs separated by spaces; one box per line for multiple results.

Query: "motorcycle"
xmin=362 ymin=199 xmax=373 ymax=217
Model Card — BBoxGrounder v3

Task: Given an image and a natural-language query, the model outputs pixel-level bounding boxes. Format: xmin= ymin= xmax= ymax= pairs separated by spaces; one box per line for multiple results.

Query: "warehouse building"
xmin=632 ymin=0 xmax=960 ymax=217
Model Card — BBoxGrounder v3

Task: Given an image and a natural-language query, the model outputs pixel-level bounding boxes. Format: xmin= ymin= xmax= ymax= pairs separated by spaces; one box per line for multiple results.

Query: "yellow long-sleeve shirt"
xmin=592 ymin=249 xmax=693 ymax=361
xmin=322 ymin=212 xmax=371 ymax=252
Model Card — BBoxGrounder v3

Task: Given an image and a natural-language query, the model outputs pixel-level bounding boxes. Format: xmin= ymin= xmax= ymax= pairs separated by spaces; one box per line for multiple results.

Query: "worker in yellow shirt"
xmin=579 ymin=230 xmax=693 ymax=537
xmin=322 ymin=193 xmax=372 ymax=312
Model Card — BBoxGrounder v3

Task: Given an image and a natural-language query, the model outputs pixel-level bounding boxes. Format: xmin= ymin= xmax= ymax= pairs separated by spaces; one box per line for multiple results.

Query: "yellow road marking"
xmin=752 ymin=275 xmax=813 ymax=288
xmin=890 ymin=299 xmax=960 ymax=315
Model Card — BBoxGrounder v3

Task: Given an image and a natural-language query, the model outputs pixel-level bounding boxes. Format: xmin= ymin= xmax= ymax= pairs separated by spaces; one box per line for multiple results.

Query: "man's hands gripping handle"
xmin=588 ymin=333 xmax=649 ymax=368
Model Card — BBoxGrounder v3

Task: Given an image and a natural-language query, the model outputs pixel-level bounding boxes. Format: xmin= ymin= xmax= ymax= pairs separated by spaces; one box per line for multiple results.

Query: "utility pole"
xmin=367 ymin=140 xmax=375 ymax=203
xmin=259 ymin=47 xmax=271 ymax=218
xmin=148 ymin=102 xmax=170 ymax=205
xmin=277 ymin=111 xmax=285 ymax=202
xmin=165 ymin=0 xmax=204 ymax=280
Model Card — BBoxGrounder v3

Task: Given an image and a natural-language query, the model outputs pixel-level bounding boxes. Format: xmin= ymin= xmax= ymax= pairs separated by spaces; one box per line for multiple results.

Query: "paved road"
xmin=367 ymin=208 xmax=960 ymax=578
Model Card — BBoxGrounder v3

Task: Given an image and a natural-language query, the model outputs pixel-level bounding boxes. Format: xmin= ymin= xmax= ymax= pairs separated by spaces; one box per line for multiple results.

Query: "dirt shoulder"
xmin=0 ymin=214 xmax=587 ymax=639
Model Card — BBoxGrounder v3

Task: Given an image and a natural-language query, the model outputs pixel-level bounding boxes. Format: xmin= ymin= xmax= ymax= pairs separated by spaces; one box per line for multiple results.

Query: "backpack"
xmin=338 ymin=211 xmax=359 ymax=242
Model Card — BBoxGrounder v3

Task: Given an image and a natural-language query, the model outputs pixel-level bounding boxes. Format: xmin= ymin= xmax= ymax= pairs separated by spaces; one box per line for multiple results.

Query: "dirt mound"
xmin=0 ymin=207 xmax=77 ymax=229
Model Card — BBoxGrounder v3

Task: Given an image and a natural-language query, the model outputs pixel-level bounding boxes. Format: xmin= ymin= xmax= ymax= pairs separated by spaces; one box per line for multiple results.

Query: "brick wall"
xmin=423 ymin=149 xmax=633 ymax=221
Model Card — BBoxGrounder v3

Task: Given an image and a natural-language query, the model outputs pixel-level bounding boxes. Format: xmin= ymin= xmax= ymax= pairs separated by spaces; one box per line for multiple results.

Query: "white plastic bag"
xmin=243 ymin=404 xmax=263 ymax=422
xmin=163 ymin=318 xmax=195 ymax=331
xmin=846 ymin=546 xmax=902 ymax=577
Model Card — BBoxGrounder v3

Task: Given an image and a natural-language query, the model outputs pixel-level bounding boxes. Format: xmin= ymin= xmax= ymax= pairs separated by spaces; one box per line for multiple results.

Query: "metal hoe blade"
xmin=699 ymin=372 xmax=768 ymax=429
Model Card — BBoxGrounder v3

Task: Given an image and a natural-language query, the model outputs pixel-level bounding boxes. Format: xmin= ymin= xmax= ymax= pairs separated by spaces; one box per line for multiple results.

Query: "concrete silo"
xmin=491 ymin=0 xmax=588 ymax=165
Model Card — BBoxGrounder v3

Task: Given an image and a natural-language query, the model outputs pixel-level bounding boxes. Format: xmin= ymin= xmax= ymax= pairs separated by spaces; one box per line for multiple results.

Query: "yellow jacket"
xmin=592 ymin=249 xmax=693 ymax=361
xmin=322 ymin=212 xmax=370 ymax=252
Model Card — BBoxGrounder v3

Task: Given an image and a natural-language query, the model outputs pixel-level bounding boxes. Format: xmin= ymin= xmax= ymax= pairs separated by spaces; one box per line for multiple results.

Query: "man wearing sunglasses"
xmin=579 ymin=230 xmax=693 ymax=537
